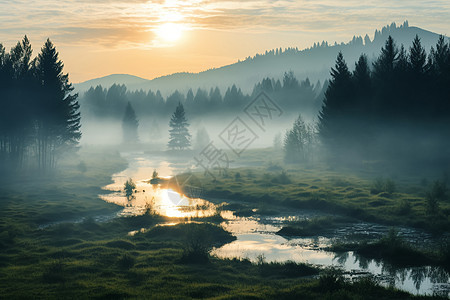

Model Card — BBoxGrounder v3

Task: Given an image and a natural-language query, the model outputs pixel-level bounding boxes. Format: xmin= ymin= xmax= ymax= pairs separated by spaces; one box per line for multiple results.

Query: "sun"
xmin=156 ymin=23 xmax=184 ymax=43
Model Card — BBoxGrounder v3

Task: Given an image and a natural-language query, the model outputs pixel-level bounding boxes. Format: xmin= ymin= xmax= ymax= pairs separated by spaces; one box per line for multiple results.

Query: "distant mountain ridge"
xmin=74 ymin=21 xmax=447 ymax=96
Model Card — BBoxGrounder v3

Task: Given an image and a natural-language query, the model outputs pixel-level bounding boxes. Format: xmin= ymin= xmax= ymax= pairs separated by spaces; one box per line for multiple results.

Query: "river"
xmin=100 ymin=151 xmax=450 ymax=297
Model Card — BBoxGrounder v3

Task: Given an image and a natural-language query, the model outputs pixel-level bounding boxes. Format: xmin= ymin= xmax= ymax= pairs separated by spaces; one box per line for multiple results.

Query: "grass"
xmin=277 ymin=216 xmax=353 ymax=237
xmin=172 ymin=148 xmax=450 ymax=233
xmin=0 ymin=146 xmax=448 ymax=298
xmin=327 ymin=229 xmax=450 ymax=270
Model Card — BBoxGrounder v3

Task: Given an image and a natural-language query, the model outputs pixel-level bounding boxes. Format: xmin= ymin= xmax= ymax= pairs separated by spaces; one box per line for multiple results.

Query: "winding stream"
xmin=100 ymin=151 xmax=450 ymax=297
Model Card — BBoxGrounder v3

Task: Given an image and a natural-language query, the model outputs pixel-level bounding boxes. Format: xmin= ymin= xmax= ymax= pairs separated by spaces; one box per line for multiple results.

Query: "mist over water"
xmin=2 ymin=20 xmax=450 ymax=299
xmin=99 ymin=152 xmax=450 ymax=297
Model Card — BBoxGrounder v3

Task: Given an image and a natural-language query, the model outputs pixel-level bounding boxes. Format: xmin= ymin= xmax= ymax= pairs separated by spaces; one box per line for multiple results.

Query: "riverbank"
xmin=0 ymin=213 xmax=434 ymax=299
xmin=171 ymin=156 xmax=449 ymax=233
xmin=1 ymin=147 xmax=448 ymax=298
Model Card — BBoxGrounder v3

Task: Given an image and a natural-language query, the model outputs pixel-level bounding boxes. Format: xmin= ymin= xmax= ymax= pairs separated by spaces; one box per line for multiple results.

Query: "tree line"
xmin=80 ymin=73 xmax=324 ymax=121
xmin=0 ymin=36 xmax=80 ymax=172
xmin=317 ymin=35 xmax=450 ymax=165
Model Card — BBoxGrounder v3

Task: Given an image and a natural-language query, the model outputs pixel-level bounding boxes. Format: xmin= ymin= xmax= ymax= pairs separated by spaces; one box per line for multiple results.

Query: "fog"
xmin=2 ymin=23 xmax=450 ymax=299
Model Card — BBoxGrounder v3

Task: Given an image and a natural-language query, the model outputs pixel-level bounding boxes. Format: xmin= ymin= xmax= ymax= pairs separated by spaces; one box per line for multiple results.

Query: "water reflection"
xmin=212 ymin=212 xmax=450 ymax=296
xmin=102 ymin=184 xmax=218 ymax=218
xmin=100 ymin=152 xmax=217 ymax=218
xmin=102 ymin=152 xmax=450 ymax=297
xmin=332 ymin=251 xmax=450 ymax=295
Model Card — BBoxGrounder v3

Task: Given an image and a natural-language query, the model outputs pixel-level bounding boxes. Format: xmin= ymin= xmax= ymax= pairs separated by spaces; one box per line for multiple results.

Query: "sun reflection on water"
xmin=101 ymin=179 xmax=217 ymax=219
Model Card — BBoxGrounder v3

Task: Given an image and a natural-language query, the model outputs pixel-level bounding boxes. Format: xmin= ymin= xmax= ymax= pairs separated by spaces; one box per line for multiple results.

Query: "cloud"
xmin=1 ymin=0 xmax=450 ymax=49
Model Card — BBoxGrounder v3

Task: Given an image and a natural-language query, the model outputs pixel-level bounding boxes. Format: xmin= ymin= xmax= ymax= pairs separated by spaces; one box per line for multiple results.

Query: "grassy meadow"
xmin=175 ymin=148 xmax=450 ymax=233
xmin=0 ymin=147 xmax=448 ymax=299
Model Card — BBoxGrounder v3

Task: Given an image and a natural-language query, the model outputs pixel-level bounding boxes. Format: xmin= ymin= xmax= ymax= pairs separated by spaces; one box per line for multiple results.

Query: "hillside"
xmin=74 ymin=21 xmax=446 ymax=96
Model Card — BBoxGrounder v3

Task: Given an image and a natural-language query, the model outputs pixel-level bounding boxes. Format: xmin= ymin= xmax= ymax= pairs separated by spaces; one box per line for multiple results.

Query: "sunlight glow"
xmin=155 ymin=22 xmax=185 ymax=43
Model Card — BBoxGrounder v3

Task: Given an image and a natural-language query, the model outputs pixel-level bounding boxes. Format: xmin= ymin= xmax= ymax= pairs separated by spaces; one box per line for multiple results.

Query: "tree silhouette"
xmin=284 ymin=114 xmax=315 ymax=163
xmin=352 ymin=54 xmax=373 ymax=156
xmin=168 ymin=102 xmax=191 ymax=150
xmin=0 ymin=36 xmax=35 ymax=169
xmin=409 ymin=35 xmax=428 ymax=76
xmin=122 ymin=101 xmax=139 ymax=143
xmin=317 ymin=35 xmax=450 ymax=165
xmin=318 ymin=51 xmax=354 ymax=157
xmin=372 ymin=36 xmax=399 ymax=119
xmin=34 ymin=38 xmax=81 ymax=170
xmin=408 ymin=35 xmax=430 ymax=117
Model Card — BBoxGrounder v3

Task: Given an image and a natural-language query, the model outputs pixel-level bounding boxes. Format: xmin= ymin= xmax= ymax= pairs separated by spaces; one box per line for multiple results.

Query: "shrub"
xmin=181 ymin=224 xmax=213 ymax=264
xmin=318 ymin=267 xmax=345 ymax=292
xmin=370 ymin=177 xmax=396 ymax=194
xmin=271 ymin=171 xmax=292 ymax=184
xmin=426 ymin=180 xmax=447 ymax=216
xmin=384 ymin=179 xmax=396 ymax=194
xmin=370 ymin=177 xmax=385 ymax=194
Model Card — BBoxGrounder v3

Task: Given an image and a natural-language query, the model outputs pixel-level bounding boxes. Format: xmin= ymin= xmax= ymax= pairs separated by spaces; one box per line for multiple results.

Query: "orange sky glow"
xmin=1 ymin=0 xmax=449 ymax=83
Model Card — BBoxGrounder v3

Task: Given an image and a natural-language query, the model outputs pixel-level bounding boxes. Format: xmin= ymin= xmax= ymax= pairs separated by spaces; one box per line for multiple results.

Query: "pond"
xmin=100 ymin=151 xmax=450 ymax=297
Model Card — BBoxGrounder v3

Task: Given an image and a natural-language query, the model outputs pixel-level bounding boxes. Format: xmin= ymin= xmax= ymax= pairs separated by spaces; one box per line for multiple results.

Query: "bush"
xmin=179 ymin=223 xmax=233 ymax=264
xmin=318 ymin=267 xmax=345 ymax=292
xmin=426 ymin=180 xmax=447 ymax=216
xmin=384 ymin=179 xmax=396 ymax=194
xmin=271 ymin=171 xmax=292 ymax=184
xmin=181 ymin=225 xmax=211 ymax=264
xmin=370 ymin=177 xmax=396 ymax=194
xmin=370 ymin=177 xmax=385 ymax=194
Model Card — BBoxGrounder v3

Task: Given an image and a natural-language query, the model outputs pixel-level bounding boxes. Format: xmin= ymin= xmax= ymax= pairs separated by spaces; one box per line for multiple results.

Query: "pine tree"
xmin=352 ymin=54 xmax=374 ymax=157
xmin=261 ymin=77 xmax=273 ymax=93
xmin=282 ymin=71 xmax=299 ymax=89
xmin=373 ymin=36 xmax=398 ymax=80
xmin=408 ymin=36 xmax=430 ymax=117
xmin=318 ymin=52 xmax=354 ymax=152
xmin=430 ymin=35 xmax=450 ymax=78
xmin=168 ymin=102 xmax=191 ymax=150
xmin=34 ymin=39 xmax=81 ymax=170
xmin=0 ymin=37 xmax=34 ymax=168
xmin=209 ymin=87 xmax=222 ymax=110
xmin=353 ymin=55 xmax=371 ymax=93
xmin=284 ymin=114 xmax=315 ymax=163
xmin=372 ymin=35 xmax=399 ymax=119
xmin=122 ymin=101 xmax=139 ymax=143
xmin=429 ymin=36 xmax=450 ymax=117
xmin=409 ymin=35 xmax=428 ymax=76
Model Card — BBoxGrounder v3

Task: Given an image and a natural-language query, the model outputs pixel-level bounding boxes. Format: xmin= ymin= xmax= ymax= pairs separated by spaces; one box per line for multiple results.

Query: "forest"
xmin=80 ymin=72 xmax=325 ymax=121
xmin=0 ymin=37 xmax=80 ymax=172
xmin=318 ymin=35 xmax=450 ymax=166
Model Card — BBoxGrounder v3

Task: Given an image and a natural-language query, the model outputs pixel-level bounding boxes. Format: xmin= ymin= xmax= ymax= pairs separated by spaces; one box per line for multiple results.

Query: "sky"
xmin=1 ymin=0 xmax=449 ymax=83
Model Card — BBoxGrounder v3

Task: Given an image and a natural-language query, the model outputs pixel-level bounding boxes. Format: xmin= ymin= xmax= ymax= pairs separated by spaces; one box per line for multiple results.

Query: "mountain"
xmin=74 ymin=74 xmax=150 ymax=93
xmin=74 ymin=21 xmax=447 ymax=96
